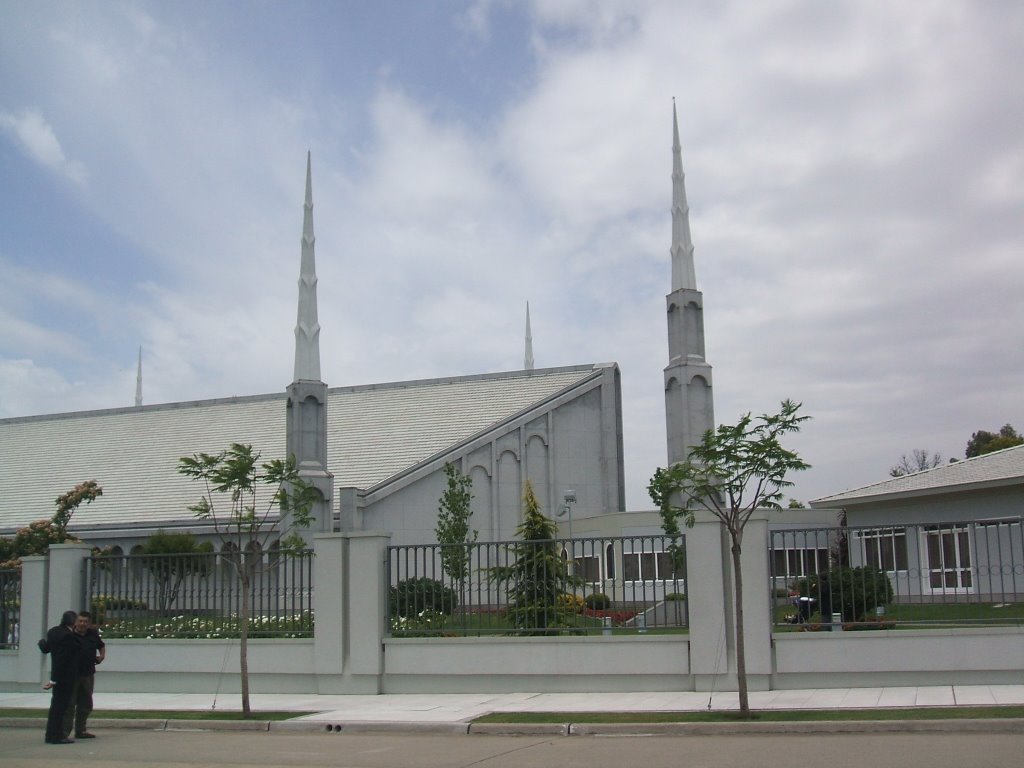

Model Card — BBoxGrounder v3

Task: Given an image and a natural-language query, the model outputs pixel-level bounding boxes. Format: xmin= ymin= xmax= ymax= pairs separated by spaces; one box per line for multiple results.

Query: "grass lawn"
xmin=472 ymin=706 xmax=1024 ymax=724
xmin=773 ymin=601 xmax=1024 ymax=630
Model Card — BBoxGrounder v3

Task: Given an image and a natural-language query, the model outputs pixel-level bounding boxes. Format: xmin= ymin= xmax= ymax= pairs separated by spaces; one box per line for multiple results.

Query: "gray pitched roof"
xmin=811 ymin=444 xmax=1024 ymax=507
xmin=0 ymin=365 xmax=601 ymax=533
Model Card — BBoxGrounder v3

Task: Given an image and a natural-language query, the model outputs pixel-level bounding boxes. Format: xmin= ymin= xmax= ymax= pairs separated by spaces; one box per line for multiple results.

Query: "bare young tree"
xmin=889 ymin=449 xmax=944 ymax=477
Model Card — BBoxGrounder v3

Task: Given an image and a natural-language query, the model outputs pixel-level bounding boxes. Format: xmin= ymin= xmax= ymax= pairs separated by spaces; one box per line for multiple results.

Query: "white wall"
xmin=4 ymin=520 xmax=1024 ymax=695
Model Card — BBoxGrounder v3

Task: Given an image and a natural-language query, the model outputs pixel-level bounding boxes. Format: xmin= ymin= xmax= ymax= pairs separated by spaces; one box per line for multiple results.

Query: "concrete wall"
xmin=359 ymin=373 xmax=624 ymax=545
xmin=4 ymin=519 xmax=1024 ymax=695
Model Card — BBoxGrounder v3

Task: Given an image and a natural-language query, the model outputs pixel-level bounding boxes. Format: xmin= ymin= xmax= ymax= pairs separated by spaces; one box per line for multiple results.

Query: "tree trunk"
xmin=239 ymin=570 xmax=251 ymax=718
xmin=730 ymin=535 xmax=750 ymax=718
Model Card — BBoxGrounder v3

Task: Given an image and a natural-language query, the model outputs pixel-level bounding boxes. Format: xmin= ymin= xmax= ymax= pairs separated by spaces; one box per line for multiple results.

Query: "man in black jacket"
xmin=61 ymin=611 xmax=105 ymax=740
xmin=40 ymin=610 xmax=80 ymax=744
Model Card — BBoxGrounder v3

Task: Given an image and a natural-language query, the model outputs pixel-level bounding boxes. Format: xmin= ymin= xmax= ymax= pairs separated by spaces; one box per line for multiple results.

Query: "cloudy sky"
xmin=1 ymin=1 xmax=1022 ymax=511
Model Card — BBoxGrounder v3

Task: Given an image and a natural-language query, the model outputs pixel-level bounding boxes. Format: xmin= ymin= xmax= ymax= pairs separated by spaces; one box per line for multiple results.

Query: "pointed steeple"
xmin=670 ymin=99 xmax=698 ymax=292
xmin=293 ymin=150 xmax=322 ymax=382
xmin=286 ymin=151 xmax=333 ymax=537
xmin=134 ymin=346 xmax=143 ymax=407
xmin=664 ymin=101 xmax=714 ymax=466
xmin=524 ymin=301 xmax=535 ymax=371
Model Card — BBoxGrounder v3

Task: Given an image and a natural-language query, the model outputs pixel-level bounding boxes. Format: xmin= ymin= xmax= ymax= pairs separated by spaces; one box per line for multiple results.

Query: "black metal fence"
xmin=0 ymin=568 xmax=19 ymax=649
xmin=85 ymin=549 xmax=314 ymax=638
xmin=386 ymin=535 xmax=688 ymax=636
xmin=770 ymin=519 xmax=1024 ymax=628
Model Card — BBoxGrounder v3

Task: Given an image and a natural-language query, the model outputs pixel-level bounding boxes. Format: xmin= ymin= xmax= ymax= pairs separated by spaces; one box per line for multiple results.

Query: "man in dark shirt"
xmin=41 ymin=610 xmax=80 ymax=744
xmin=62 ymin=610 xmax=105 ymax=740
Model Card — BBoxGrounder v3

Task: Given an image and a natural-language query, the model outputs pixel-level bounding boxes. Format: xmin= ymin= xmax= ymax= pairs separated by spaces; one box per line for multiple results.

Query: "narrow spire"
xmin=134 ymin=346 xmax=142 ymax=407
xmin=524 ymin=301 xmax=534 ymax=370
xmin=293 ymin=151 xmax=322 ymax=381
xmin=670 ymin=99 xmax=698 ymax=292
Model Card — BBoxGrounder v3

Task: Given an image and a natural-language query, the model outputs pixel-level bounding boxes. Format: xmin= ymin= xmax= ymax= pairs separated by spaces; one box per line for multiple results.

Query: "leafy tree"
xmin=53 ymin=480 xmax=103 ymax=539
xmin=0 ymin=480 xmax=101 ymax=569
xmin=489 ymin=481 xmax=580 ymax=635
xmin=889 ymin=449 xmax=944 ymax=477
xmin=787 ymin=498 xmax=805 ymax=509
xmin=434 ymin=462 xmax=477 ymax=590
xmin=139 ymin=531 xmax=214 ymax=614
xmin=966 ymin=424 xmax=1023 ymax=458
xmin=648 ymin=399 xmax=810 ymax=718
xmin=178 ymin=443 xmax=318 ymax=717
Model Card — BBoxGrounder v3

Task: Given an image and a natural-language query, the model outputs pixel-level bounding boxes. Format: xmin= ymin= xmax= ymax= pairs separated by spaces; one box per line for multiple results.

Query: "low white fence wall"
xmin=4 ymin=519 xmax=1024 ymax=696
xmin=382 ymin=635 xmax=690 ymax=693
xmin=773 ymin=627 xmax=1024 ymax=689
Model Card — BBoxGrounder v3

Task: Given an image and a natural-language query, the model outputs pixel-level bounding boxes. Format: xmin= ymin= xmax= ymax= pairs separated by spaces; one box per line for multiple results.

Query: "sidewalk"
xmin=3 ymin=685 xmax=1024 ymax=725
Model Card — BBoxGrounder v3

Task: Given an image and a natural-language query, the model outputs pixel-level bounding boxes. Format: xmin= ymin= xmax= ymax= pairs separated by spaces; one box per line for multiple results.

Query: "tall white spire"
xmin=664 ymin=100 xmax=714 ymax=466
xmin=134 ymin=346 xmax=142 ymax=407
xmin=670 ymin=99 xmax=698 ymax=292
xmin=524 ymin=301 xmax=534 ymax=370
xmin=293 ymin=151 xmax=322 ymax=381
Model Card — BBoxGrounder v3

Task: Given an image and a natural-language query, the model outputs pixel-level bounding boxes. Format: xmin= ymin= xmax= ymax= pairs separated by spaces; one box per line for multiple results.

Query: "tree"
xmin=966 ymin=424 xmax=1023 ymax=458
xmin=139 ymin=531 xmax=214 ymax=614
xmin=0 ymin=480 xmax=102 ymax=569
xmin=177 ymin=443 xmax=318 ymax=717
xmin=53 ymin=480 xmax=103 ymax=540
xmin=889 ymin=449 xmax=943 ymax=477
xmin=434 ymin=463 xmax=477 ymax=616
xmin=489 ymin=481 xmax=579 ymax=635
xmin=648 ymin=399 xmax=810 ymax=718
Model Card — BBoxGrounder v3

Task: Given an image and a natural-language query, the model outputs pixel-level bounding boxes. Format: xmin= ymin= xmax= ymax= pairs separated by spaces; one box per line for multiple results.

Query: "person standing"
xmin=61 ymin=611 xmax=105 ymax=740
xmin=40 ymin=610 xmax=80 ymax=744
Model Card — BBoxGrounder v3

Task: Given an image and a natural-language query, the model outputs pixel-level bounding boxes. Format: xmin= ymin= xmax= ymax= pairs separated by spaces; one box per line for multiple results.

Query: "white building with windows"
xmin=810 ymin=445 xmax=1024 ymax=600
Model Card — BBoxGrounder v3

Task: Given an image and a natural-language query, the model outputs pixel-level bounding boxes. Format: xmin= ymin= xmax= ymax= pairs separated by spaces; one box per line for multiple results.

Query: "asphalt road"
xmin=1 ymin=728 xmax=1023 ymax=768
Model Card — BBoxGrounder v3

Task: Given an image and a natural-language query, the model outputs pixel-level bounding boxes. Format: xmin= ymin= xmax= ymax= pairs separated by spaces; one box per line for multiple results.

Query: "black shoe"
xmin=46 ymin=738 xmax=74 ymax=744
xmin=75 ymin=732 xmax=96 ymax=739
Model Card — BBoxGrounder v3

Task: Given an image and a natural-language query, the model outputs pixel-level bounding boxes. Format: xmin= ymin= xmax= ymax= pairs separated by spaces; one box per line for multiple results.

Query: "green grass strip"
xmin=473 ymin=706 xmax=1024 ymax=724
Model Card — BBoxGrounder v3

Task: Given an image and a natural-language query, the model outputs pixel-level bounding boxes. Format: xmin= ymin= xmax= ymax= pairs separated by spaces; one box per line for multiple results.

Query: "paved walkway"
xmin=3 ymin=685 xmax=1024 ymax=725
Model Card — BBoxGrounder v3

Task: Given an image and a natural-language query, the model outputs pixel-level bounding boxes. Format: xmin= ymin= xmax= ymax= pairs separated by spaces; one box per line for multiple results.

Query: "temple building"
xmin=0 ymin=108 xmax=714 ymax=552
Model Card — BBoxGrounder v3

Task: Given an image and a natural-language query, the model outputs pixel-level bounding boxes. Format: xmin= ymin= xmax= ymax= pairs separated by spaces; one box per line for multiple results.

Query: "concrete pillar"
xmin=45 ymin=543 xmax=92 ymax=626
xmin=312 ymin=533 xmax=347 ymax=691
xmin=346 ymin=532 xmax=390 ymax=691
xmin=15 ymin=556 xmax=48 ymax=688
xmin=312 ymin=531 xmax=390 ymax=694
xmin=684 ymin=513 xmax=734 ymax=691
xmin=685 ymin=511 xmax=774 ymax=692
xmin=736 ymin=512 xmax=773 ymax=691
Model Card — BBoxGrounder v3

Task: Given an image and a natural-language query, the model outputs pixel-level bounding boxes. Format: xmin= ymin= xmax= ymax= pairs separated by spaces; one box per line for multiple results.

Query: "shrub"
xmin=389 ymin=578 xmax=456 ymax=618
xmin=828 ymin=566 xmax=893 ymax=622
xmin=584 ymin=592 xmax=611 ymax=610
xmin=797 ymin=567 xmax=893 ymax=622
xmin=557 ymin=593 xmax=585 ymax=614
xmin=90 ymin=596 xmax=149 ymax=625
xmin=665 ymin=592 xmax=686 ymax=601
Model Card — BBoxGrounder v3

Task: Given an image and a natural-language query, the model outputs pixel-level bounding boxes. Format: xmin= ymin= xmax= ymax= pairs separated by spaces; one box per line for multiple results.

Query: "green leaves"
xmin=177 ymin=442 xmax=317 ymax=551
xmin=650 ymin=399 xmax=811 ymax=535
xmin=435 ymin=462 xmax=477 ymax=584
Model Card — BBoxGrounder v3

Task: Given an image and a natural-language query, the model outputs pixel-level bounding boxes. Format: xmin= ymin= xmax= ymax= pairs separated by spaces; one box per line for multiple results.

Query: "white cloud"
xmin=0 ymin=109 xmax=87 ymax=184
xmin=1 ymin=0 xmax=1022 ymax=511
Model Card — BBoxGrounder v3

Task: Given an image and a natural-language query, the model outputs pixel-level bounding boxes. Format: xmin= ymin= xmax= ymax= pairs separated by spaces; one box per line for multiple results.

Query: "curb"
xmin=567 ymin=718 xmax=1024 ymax=736
xmin=468 ymin=722 xmax=570 ymax=736
xmin=2 ymin=716 xmax=1023 ymax=736
xmin=272 ymin=720 xmax=471 ymax=735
